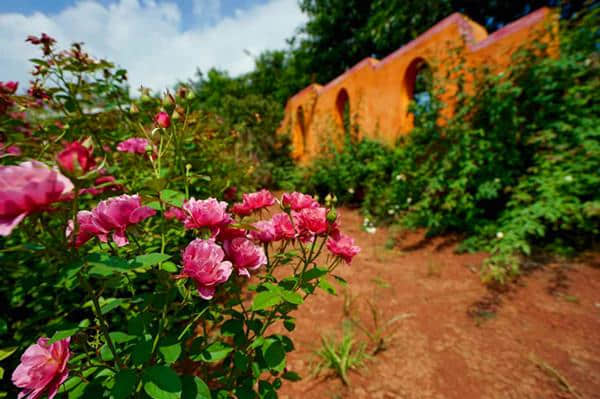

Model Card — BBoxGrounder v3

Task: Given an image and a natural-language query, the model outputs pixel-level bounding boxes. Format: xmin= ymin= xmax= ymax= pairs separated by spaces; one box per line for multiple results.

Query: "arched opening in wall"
xmin=295 ymin=106 xmax=306 ymax=155
xmin=404 ymin=58 xmax=434 ymax=127
xmin=335 ymin=89 xmax=354 ymax=141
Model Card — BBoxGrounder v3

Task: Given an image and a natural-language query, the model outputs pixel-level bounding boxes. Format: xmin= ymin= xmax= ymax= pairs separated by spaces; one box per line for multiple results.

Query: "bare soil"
xmin=277 ymin=208 xmax=600 ymax=399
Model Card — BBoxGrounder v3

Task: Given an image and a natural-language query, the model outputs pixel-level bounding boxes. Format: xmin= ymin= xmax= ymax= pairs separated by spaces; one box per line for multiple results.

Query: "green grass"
xmin=312 ymin=323 xmax=369 ymax=385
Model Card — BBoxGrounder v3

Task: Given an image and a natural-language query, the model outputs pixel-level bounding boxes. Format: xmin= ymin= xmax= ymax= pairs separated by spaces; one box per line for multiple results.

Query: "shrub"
xmin=300 ymin=6 xmax=600 ymax=283
xmin=0 ymin=36 xmax=361 ymax=398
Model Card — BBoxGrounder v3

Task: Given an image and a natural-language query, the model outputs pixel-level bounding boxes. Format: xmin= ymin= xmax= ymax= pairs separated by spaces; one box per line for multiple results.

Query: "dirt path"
xmin=277 ymin=208 xmax=600 ymax=399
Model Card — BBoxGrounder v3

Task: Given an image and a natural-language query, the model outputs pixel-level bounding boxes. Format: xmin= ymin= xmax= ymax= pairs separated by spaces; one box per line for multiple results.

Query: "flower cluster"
xmin=6 ymin=165 xmax=360 ymax=395
xmin=173 ymin=190 xmax=359 ymax=298
xmin=69 ymin=194 xmax=156 ymax=247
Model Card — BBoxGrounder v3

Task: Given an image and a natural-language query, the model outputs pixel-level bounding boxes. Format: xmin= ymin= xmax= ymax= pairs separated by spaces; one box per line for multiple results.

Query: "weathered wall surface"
xmin=279 ymin=7 xmax=558 ymax=163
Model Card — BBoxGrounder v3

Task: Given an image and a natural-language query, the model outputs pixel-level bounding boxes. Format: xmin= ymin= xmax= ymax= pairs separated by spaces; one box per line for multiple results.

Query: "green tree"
xmin=295 ymin=0 xmax=585 ymax=84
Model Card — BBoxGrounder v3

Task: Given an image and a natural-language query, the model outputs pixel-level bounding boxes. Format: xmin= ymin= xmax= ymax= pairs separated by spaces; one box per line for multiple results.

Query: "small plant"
xmin=312 ymin=322 xmax=369 ymax=385
xmin=342 ymin=288 xmax=360 ymax=317
xmin=349 ymin=299 xmax=412 ymax=355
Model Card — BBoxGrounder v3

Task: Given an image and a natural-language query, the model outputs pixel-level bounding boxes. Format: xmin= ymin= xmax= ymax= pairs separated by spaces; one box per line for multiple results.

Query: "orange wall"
xmin=279 ymin=7 xmax=558 ymax=163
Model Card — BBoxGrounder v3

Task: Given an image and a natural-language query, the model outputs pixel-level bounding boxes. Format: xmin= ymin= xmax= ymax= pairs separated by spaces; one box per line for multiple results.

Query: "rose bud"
xmin=154 ymin=111 xmax=170 ymax=128
xmin=57 ymin=141 xmax=96 ymax=175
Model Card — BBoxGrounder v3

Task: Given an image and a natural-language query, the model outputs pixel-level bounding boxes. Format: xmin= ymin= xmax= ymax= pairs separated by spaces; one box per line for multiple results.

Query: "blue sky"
xmin=0 ymin=0 xmax=305 ymax=92
xmin=1 ymin=0 xmax=272 ymax=30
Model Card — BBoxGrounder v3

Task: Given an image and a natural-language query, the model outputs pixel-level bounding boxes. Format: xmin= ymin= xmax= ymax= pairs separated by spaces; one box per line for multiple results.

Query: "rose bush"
xmin=0 ymin=35 xmax=359 ymax=398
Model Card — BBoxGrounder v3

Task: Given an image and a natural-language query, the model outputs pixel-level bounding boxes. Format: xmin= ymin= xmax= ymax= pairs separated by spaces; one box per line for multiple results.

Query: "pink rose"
xmin=154 ymin=111 xmax=171 ymax=128
xmin=69 ymin=194 xmax=155 ymax=247
xmin=182 ymin=198 xmax=232 ymax=232
xmin=0 ymin=161 xmax=73 ymax=236
xmin=0 ymin=144 xmax=21 ymax=157
xmin=249 ymin=219 xmax=277 ymax=243
xmin=216 ymin=225 xmax=247 ymax=241
xmin=66 ymin=211 xmax=97 ymax=247
xmin=272 ymin=213 xmax=296 ymax=241
xmin=6 ymin=145 xmax=21 ymax=155
xmin=231 ymin=189 xmax=275 ymax=216
xmin=231 ymin=202 xmax=252 ymax=216
xmin=327 ymin=232 xmax=360 ymax=264
xmin=282 ymin=192 xmax=319 ymax=211
xmin=0 ymin=81 xmax=18 ymax=94
xmin=178 ymin=239 xmax=232 ymax=299
xmin=116 ymin=138 xmax=152 ymax=155
xmin=223 ymin=237 xmax=267 ymax=277
xmin=294 ymin=207 xmax=329 ymax=235
xmin=164 ymin=206 xmax=186 ymax=222
xmin=57 ymin=141 xmax=96 ymax=175
xmin=12 ymin=337 xmax=70 ymax=399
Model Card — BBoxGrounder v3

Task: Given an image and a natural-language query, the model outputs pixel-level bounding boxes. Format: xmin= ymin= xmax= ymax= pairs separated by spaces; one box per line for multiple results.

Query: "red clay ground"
xmin=276 ymin=208 xmax=600 ymax=399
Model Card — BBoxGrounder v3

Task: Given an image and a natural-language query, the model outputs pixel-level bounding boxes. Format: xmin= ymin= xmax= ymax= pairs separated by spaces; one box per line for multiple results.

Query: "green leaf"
xmin=221 ymin=319 xmax=244 ymax=337
xmin=332 ymin=275 xmax=348 ymax=286
xmin=0 ymin=347 xmax=18 ymax=361
xmin=283 ymin=319 xmax=295 ymax=332
xmin=127 ymin=315 xmax=145 ymax=336
xmin=280 ymin=290 xmax=303 ymax=305
xmin=109 ymin=331 xmax=136 ymax=344
xmin=282 ymin=371 xmax=301 ymax=381
xmin=143 ymin=366 xmax=182 ymax=399
xmin=234 ymin=351 xmax=249 ymax=372
xmin=160 ymin=189 xmax=186 ymax=207
xmin=100 ymin=345 xmax=114 ymax=361
xmin=301 ymin=267 xmax=328 ymax=281
xmin=112 ymin=369 xmax=137 ymax=399
xmin=258 ymin=380 xmax=277 ymax=399
xmin=252 ymin=291 xmax=283 ymax=311
xmin=318 ymin=277 xmax=337 ymax=295
xmin=132 ymin=340 xmax=153 ymax=365
xmin=134 ymin=253 xmax=171 ymax=269
xmin=196 ymin=342 xmax=233 ymax=363
xmin=262 ymin=340 xmax=285 ymax=370
xmin=159 ymin=338 xmax=182 ymax=364
xmin=160 ymin=261 xmax=178 ymax=272
xmin=101 ymin=298 xmax=125 ymax=314
xmin=146 ymin=201 xmax=162 ymax=211
xmin=48 ymin=328 xmax=79 ymax=344
xmin=86 ymin=254 xmax=134 ymax=276
xmin=181 ymin=375 xmax=211 ymax=399
xmin=29 ymin=58 xmax=49 ymax=66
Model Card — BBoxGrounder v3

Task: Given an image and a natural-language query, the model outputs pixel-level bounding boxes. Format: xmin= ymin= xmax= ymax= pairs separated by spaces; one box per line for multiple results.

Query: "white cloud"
xmin=0 ymin=0 xmax=306 ymax=93
xmin=193 ymin=0 xmax=222 ymax=24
